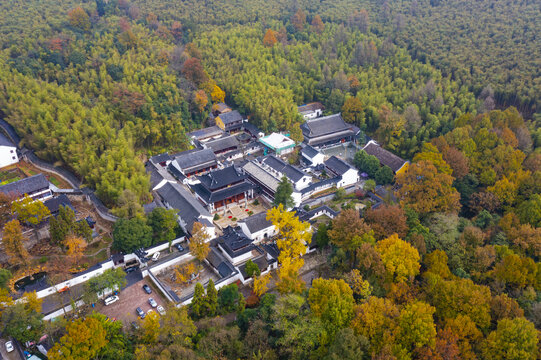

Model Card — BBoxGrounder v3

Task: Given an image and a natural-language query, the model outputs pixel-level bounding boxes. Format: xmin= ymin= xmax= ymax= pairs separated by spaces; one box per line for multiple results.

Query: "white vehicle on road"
xmin=5 ymin=340 xmax=14 ymax=353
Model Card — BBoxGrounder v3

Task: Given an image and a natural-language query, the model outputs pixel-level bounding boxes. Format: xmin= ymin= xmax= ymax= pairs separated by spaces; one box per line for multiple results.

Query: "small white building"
xmin=300 ymin=145 xmax=325 ymax=166
xmin=238 ymin=212 xmax=277 ymax=243
xmin=298 ymin=102 xmax=325 ymax=120
xmin=0 ymin=133 xmax=18 ymax=168
xmin=259 ymin=155 xmax=312 ymax=191
xmin=259 ymin=133 xmax=296 ymax=156
xmin=324 ymin=156 xmax=359 ymax=187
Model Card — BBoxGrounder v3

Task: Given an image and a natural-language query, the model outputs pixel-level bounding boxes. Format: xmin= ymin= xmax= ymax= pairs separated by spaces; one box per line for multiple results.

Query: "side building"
xmin=155 ymin=182 xmax=216 ymax=238
xmin=0 ymin=133 xmax=18 ymax=168
xmin=362 ymin=140 xmax=409 ymax=174
xmin=301 ymin=113 xmax=360 ymax=148
xmin=215 ymin=110 xmax=245 ymax=133
xmin=0 ymin=174 xmax=52 ymax=201
xmin=168 ymin=148 xmax=218 ymax=178
xmin=298 ymin=102 xmax=324 ymax=120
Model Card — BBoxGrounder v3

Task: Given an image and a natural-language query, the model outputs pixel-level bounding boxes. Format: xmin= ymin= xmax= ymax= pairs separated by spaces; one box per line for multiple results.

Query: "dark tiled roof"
xmin=0 ymin=133 xmax=15 ymax=147
xmin=217 ymin=110 xmax=243 ymax=125
xmin=206 ymin=247 xmax=235 ymax=278
xmin=213 ymin=102 xmax=231 ymax=114
xmin=0 ymin=174 xmax=49 ymax=197
xmin=204 ymin=135 xmax=239 ymax=153
xmin=301 ymin=144 xmax=320 ymax=158
xmin=191 ymin=181 xmax=254 ymax=204
xmin=239 ymin=256 xmax=269 ymax=279
xmin=324 ymin=156 xmax=354 ymax=176
xmin=301 ymin=113 xmax=349 ymax=137
xmin=362 ymin=141 xmax=407 ymax=173
xmin=262 ymin=243 xmax=280 ymax=259
xmin=173 ymin=148 xmax=217 ymax=173
xmin=240 ymin=212 xmax=273 ymax=234
xmin=300 ymin=176 xmax=339 ymax=195
xmin=242 ymin=122 xmax=263 ymax=137
xmin=44 ymin=194 xmax=73 ymax=214
xmin=150 ymin=152 xmax=171 ymax=164
xmin=261 ymin=155 xmax=305 ymax=182
xmin=298 ymin=102 xmax=325 ymax=114
xmin=217 ymin=226 xmax=255 ymax=258
xmin=187 ymin=126 xmax=224 ymax=141
xmin=145 ymin=161 xmax=176 ymax=189
xmin=297 ymin=205 xmax=339 ymax=221
xmin=197 ymin=166 xmax=245 ymax=191
xmin=156 ymin=182 xmax=211 ymax=232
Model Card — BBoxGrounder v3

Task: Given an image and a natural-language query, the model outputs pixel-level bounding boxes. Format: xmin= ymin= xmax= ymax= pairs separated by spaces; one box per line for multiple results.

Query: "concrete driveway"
xmin=0 ymin=338 xmax=23 ymax=360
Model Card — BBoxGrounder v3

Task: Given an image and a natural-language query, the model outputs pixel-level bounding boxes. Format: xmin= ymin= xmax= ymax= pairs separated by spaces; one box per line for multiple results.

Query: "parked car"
xmin=125 ymin=266 xmax=138 ymax=273
xmin=142 ymin=284 xmax=152 ymax=294
xmin=136 ymin=307 xmax=146 ymax=319
xmin=152 ymin=252 xmax=161 ymax=261
xmin=175 ymin=243 xmax=184 ymax=252
xmin=156 ymin=305 xmax=166 ymax=316
xmin=5 ymin=341 xmax=14 ymax=353
xmin=147 ymin=309 xmax=155 ymax=315
xmin=148 ymin=297 xmax=158 ymax=308
xmin=104 ymin=295 xmax=119 ymax=306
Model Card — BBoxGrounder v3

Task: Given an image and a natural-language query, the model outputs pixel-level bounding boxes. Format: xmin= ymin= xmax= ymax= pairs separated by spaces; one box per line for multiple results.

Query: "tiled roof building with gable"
xmin=190 ymin=166 xmax=255 ymax=213
xmin=301 ymin=113 xmax=360 ymax=148
xmin=362 ymin=140 xmax=409 ymax=174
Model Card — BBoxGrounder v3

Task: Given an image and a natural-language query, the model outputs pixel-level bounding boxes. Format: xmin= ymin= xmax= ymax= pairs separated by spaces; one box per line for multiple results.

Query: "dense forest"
xmin=0 ymin=1 xmax=539 ymax=358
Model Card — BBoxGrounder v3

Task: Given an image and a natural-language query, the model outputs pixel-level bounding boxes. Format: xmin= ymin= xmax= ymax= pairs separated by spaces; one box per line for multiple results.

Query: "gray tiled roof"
xmin=324 ymin=156 xmax=354 ymax=176
xmin=0 ymin=174 xmax=49 ymax=197
xmin=301 ymin=144 xmax=320 ymax=158
xmin=217 ymin=110 xmax=243 ymax=125
xmin=204 ymin=135 xmax=239 ymax=153
xmin=206 ymin=247 xmax=235 ymax=278
xmin=187 ymin=126 xmax=224 ymax=141
xmin=150 ymin=152 xmax=171 ymax=165
xmin=191 ymin=181 xmax=254 ymax=204
xmin=243 ymin=161 xmax=280 ymax=192
xmin=301 ymin=113 xmax=349 ymax=137
xmin=156 ymin=182 xmax=211 ymax=232
xmin=261 ymin=155 xmax=305 ymax=182
xmin=217 ymin=226 xmax=255 ymax=258
xmin=362 ymin=142 xmax=407 ymax=173
xmin=239 ymin=212 xmax=273 ymax=234
xmin=297 ymin=102 xmax=324 ymax=114
xmin=173 ymin=148 xmax=217 ymax=173
xmin=197 ymin=166 xmax=246 ymax=191
xmin=145 ymin=161 xmax=176 ymax=189
xmin=44 ymin=194 xmax=73 ymax=214
xmin=0 ymin=133 xmax=15 ymax=147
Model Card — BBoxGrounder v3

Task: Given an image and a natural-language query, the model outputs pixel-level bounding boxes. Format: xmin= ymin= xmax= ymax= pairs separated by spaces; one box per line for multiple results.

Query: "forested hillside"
xmin=0 ymin=0 xmax=539 ymax=359
xmin=0 ymin=0 xmax=538 ymax=206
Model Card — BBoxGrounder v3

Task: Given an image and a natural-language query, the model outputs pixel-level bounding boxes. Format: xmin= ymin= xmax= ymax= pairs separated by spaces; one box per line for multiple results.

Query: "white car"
xmin=156 ymin=305 xmax=166 ymax=316
xmin=5 ymin=340 xmax=14 ymax=353
xmin=152 ymin=252 xmax=160 ymax=261
xmin=148 ymin=297 xmax=158 ymax=308
xmin=104 ymin=295 xmax=119 ymax=306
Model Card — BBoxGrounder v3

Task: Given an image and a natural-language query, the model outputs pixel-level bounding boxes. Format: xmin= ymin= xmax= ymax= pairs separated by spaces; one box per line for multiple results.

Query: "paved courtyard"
xmin=214 ymin=199 xmax=270 ymax=229
xmin=97 ymin=279 xmax=168 ymax=325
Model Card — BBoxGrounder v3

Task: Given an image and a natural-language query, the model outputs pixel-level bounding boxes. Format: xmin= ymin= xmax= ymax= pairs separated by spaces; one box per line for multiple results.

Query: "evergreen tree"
xmin=206 ymin=279 xmax=218 ymax=317
xmin=273 ymin=176 xmax=294 ymax=209
xmin=191 ymin=283 xmax=206 ymax=318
